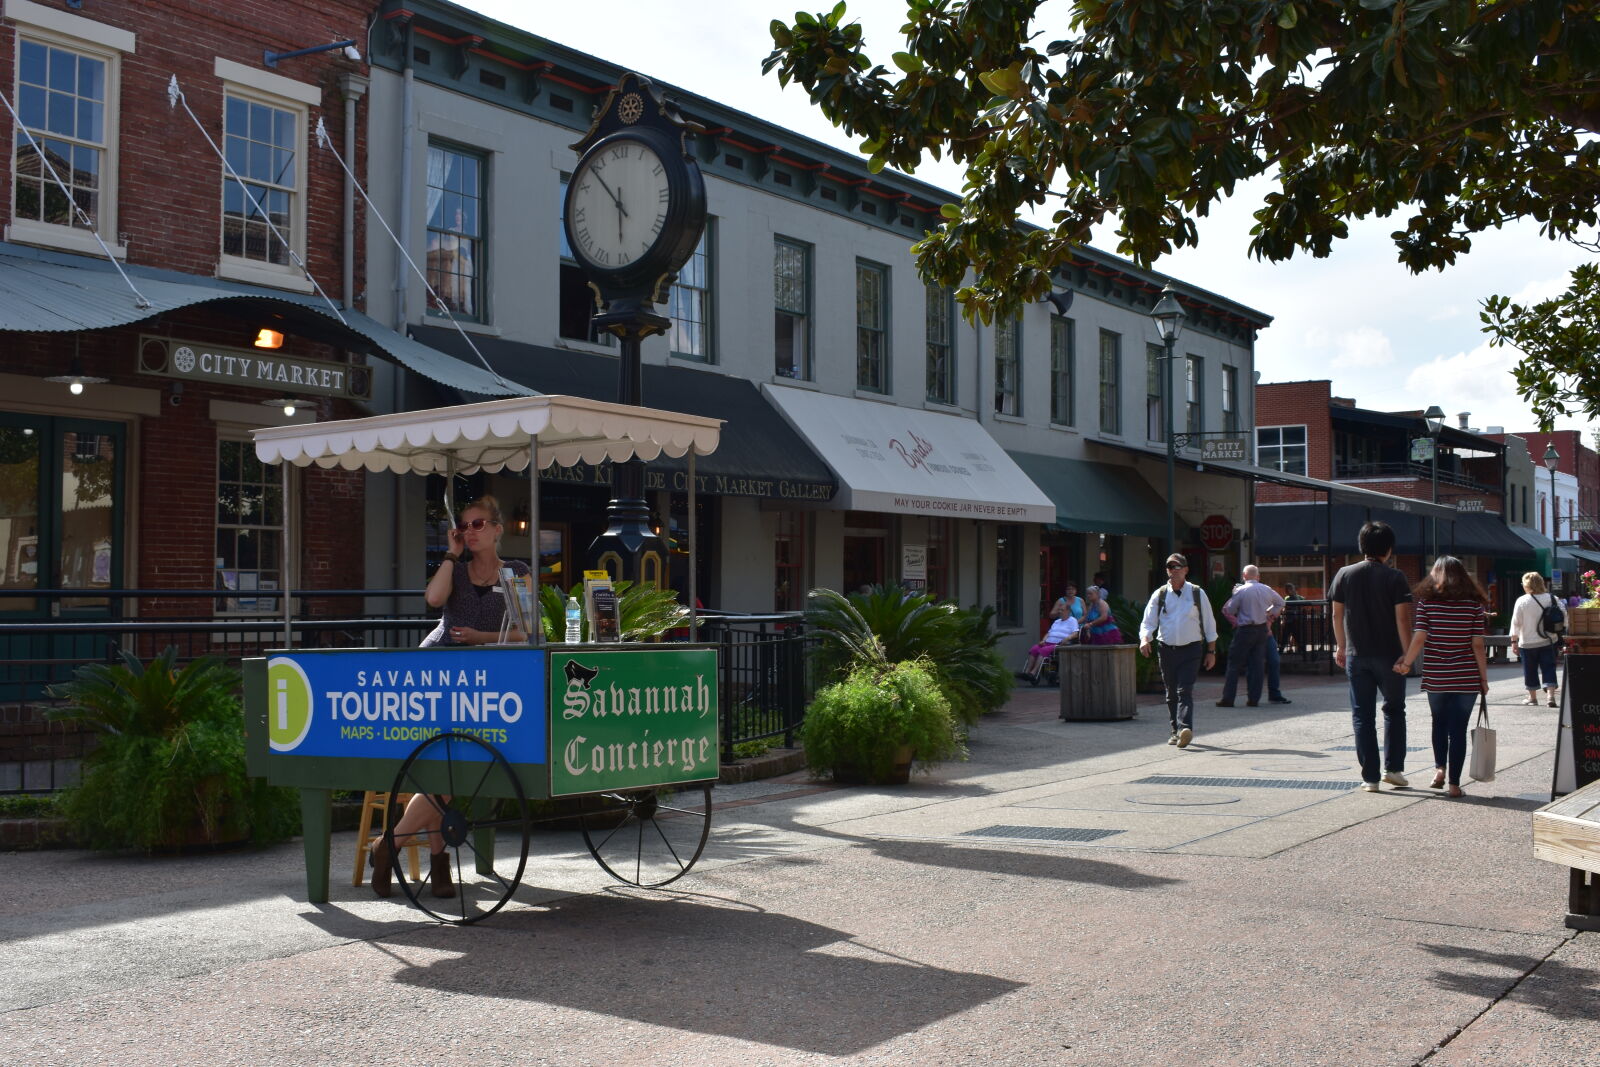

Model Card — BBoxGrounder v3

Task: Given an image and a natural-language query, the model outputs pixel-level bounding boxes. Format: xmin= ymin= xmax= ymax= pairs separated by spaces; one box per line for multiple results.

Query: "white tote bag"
xmin=1469 ymin=694 xmax=1496 ymax=783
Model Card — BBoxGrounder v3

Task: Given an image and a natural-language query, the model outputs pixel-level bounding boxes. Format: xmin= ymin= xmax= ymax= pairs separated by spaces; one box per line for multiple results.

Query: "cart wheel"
xmin=580 ymin=783 xmax=713 ymax=888
xmin=385 ymin=731 xmax=530 ymax=925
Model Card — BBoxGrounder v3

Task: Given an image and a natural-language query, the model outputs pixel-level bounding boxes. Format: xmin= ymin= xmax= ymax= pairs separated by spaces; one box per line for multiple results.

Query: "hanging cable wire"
xmin=0 ymin=87 xmax=151 ymax=309
xmin=167 ymin=75 xmax=346 ymax=325
xmin=312 ymin=116 xmax=516 ymax=393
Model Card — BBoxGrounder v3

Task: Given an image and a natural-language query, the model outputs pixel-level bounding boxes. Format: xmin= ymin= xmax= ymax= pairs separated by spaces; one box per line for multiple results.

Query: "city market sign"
xmin=137 ymin=335 xmax=371 ymax=399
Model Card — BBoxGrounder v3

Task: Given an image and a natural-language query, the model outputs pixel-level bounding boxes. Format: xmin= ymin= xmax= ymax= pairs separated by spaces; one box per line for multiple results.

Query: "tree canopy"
xmin=764 ymin=1 xmax=1600 ymax=424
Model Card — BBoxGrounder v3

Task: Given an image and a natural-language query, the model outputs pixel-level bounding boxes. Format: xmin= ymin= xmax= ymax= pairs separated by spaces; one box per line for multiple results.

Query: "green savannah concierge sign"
xmin=549 ymin=648 xmax=719 ymax=796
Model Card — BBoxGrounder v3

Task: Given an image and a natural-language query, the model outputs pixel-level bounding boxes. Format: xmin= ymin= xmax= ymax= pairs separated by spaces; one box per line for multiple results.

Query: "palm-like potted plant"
xmin=537 ymin=580 xmax=689 ymax=642
xmin=46 ymin=647 xmax=299 ymax=851
xmin=801 ymin=589 xmax=967 ymax=784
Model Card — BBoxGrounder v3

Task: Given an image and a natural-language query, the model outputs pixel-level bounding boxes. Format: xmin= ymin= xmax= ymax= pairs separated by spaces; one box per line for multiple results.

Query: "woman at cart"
xmin=422 ymin=495 xmax=531 ymax=646
xmin=373 ymin=495 xmax=532 ymax=899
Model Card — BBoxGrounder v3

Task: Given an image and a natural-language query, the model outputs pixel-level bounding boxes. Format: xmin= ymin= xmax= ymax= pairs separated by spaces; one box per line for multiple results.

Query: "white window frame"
xmin=855 ymin=259 xmax=889 ymax=393
xmin=212 ymin=431 xmax=293 ymax=619
xmin=1257 ymin=424 xmax=1309 ymax=475
xmin=214 ymin=58 xmax=316 ymax=292
xmin=669 ymin=221 xmax=713 ymax=362
xmin=994 ymin=313 xmax=1020 ymax=416
xmin=5 ymin=1 xmax=132 ymax=258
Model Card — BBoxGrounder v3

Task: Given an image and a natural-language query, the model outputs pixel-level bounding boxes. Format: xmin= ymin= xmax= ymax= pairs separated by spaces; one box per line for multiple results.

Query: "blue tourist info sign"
xmin=264 ymin=649 xmax=547 ymax=765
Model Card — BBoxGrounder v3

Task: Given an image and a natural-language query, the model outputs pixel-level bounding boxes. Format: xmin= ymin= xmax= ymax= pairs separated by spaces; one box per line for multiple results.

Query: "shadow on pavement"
xmin=381 ymin=893 xmax=1024 ymax=1055
xmin=865 ymin=838 xmax=1182 ymax=890
xmin=1419 ymin=942 xmax=1600 ymax=1020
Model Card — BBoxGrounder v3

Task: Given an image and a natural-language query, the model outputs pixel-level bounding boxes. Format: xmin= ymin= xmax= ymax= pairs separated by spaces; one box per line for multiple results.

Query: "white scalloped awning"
xmin=251 ymin=395 xmax=722 ymax=474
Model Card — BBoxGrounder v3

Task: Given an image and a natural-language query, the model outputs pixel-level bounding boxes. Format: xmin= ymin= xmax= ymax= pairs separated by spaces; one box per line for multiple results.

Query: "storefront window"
xmin=926 ymin=517 xmax=952 ymax=601
xmin=216 ymin=439 xmax=283 ymax=614
xmin=995 ymin=523 xmax=1021 ymax=626
xmin=843 ymin=511 xmax=890 ymax=594
xmin=774 ymin=510 xmax=805 ymax=612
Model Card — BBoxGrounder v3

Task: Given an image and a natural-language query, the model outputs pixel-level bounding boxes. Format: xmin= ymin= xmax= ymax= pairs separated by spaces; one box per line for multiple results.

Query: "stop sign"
xmin=1199 ymin=514 xmax=1233 ymax=550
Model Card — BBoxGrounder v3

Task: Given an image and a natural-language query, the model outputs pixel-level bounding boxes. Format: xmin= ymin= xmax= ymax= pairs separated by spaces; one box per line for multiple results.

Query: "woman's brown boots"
xmin=369 ymin=838 xmax=395 ymax=898
xmin=429 ymin=850 xmax=456 ymax=898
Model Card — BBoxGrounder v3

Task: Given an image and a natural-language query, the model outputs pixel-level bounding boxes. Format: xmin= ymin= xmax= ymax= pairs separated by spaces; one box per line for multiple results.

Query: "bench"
xmin=1484 ymin=635 xmax=1511 ymax=663
xmin=1532 ymin=778 xmax=1600 ymax=931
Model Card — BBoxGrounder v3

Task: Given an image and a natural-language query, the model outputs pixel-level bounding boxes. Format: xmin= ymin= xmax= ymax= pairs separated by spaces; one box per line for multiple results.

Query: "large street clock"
xmin=562 ymin=73 xmax=706 ymax=319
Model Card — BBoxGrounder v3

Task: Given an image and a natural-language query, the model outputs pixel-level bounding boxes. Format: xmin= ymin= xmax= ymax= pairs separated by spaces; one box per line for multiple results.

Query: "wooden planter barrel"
xmin=1057 ymin=643 xmax=1137 ymax=721
xmin=1570 ymin=607 xmax=1600 ymax=636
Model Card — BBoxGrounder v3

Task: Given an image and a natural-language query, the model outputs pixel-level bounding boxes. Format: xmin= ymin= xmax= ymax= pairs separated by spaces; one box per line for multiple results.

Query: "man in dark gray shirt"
xmin=1327 ymin=521 xmax=1415 ymax=791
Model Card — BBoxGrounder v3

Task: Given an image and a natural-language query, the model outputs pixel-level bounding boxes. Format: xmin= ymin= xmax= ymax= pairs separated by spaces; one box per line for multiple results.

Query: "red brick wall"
xmin=0 ymin=2 xmax=373 ymax=617
xmin=1255 ymin=380 xmax=1332 ymax=503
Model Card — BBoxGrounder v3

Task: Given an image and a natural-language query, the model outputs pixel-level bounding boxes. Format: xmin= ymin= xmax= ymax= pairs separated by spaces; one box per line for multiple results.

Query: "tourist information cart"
xmin=242 ymin=395 xmax=723 ymax=924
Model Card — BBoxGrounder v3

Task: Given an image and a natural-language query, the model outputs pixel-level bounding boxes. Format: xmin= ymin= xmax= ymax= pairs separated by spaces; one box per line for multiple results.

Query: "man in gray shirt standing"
xmin=1327 ymin=521 xmax=1415 ymax=792
xmin=1219 ymin=565 xmax=1285 ymax=707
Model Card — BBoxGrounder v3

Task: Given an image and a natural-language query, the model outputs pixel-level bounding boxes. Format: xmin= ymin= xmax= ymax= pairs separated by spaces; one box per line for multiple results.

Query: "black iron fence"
xmin=0 ymin=590 xmax=814 ymax=793
xmin=1276 ymin=599 xmax=1336 ymax=673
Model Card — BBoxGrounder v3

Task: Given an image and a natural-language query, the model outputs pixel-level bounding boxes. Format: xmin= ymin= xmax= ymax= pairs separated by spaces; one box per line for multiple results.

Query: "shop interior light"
xmin=254 ymin=328 xmax=285 ymax=349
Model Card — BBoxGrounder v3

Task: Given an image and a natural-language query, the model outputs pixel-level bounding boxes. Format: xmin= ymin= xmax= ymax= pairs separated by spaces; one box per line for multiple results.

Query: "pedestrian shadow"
xmin=1211 ymin=748 xmax=1336 ymax=758
xmin=864 ymin=838 xmax=1181 ymax=890
xmin=1417 ymin=942 xmax=1600 ymax=1021
xmin=380 ymin=893 xmax=1024 ymax=1055
xmin=1445 ymin=794 xmax=1546 ymax=812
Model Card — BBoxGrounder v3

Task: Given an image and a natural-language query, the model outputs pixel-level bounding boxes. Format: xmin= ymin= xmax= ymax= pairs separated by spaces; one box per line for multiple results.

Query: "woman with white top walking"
xmin=1509 ymin=571 xmax=1564 ymax=707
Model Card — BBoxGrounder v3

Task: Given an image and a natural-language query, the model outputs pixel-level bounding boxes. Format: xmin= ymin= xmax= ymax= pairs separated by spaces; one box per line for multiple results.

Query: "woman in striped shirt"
xmin=1396 ymin=556 xmax=1488 ymax=798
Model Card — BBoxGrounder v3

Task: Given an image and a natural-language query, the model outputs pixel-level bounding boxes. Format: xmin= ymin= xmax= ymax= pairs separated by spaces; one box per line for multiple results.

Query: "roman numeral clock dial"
xmin=562 ymin=109 xmax=706 ymax=316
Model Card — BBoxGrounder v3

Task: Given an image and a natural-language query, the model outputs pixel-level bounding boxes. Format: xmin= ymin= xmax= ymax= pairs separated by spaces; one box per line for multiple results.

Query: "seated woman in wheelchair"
xmin=1019 ymin=613 xmax=1080 ymax=686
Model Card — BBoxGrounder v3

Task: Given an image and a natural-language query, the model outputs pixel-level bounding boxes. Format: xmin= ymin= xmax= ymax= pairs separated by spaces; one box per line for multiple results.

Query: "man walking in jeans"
xmin=1328 ymin=521 xmax=1415 ymax=791
xmin=1139 ymin=553 xmax=1218 ymax=748
xmin=1218 ymin=565 xmax=1286 ymax=707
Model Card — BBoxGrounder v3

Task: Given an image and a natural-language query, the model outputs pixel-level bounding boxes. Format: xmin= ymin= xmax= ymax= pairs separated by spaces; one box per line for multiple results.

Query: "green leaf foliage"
xmin=537 ymin=580 xmax=690 ymax=643
xmin=45 ymin=647 xmax=299 ymax=851
xmin=763 ymin=1 xmax=1600 ymax=398
xmin=1483 ymin=263 xmax=1600 ymax=428
xmin=801 ymin=659 xmax=966 ymax=781
xmin=804 ymin=584 xmax=1014 ymax=723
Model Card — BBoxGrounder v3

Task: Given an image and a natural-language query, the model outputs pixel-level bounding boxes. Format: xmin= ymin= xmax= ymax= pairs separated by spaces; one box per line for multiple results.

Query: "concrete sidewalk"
xmin=1 ymin=664 xmax=1592 ymax=1066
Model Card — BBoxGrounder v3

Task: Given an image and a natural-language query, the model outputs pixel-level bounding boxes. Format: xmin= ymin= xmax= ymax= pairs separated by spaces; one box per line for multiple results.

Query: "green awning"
xmin=1008 ymin=451 xmax=1168 ymax=539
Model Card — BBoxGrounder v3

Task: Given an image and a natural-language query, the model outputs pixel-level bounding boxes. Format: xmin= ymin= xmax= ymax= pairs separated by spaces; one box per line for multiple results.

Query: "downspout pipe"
xmin=394 ymin=17 xmax=415 ymax=332
xmin=338 ymin=73 xmax=368 ymax=308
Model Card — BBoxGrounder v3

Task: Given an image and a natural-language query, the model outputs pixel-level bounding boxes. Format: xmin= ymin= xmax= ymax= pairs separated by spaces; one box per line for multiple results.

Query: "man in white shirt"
xmin=1218 ymin=565 xmax=1287 ymax=707
xmin=1139 ymin=553 xmax=1218 ymax=748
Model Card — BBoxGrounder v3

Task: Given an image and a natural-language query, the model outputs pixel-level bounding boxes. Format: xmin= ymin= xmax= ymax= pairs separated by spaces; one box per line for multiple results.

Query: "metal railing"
xmin=1276 ymin=599 xmax=1336 ymax=673
xmin=0 ymin=591 xmax=814 ymax=791
xmin=1332 ymin=460 xmax=1497 ymax=494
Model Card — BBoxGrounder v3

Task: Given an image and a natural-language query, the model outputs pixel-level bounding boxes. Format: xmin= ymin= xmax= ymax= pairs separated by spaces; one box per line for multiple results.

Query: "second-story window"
xmin=669 ymin=224 xmax=713 ymax=362
xmin=926 ymin=283 xmax=955 ymax=404
xmin=1050 ymin=316 xmax=1074 ymax=426
xmin=856 ymin=260 xmax=889 ymax=392
xmin=1186 ymin=354 xmax=1203 ymax=435
xmin=425 ymin=143 xmax=484 ymax=320
xmin=14 ymin=39 xmax=109 ymax=234
xmin=1222 ymin=365 xmax=1238 ymax=434
xmin=775 ymin=237 xmax=811 ymax=379
xmin=994 ymin=314 xmax=1020 ymax=416
xmin=1099 ymin=330 xmax=1121 ymax=434
xmin=1145 ymin=343 xmax=1165 ymax=441
xmin=1257 ymin=425 xmax=1308 ymax=475
xmin=222 ymin=93 xmax=299 ymax=268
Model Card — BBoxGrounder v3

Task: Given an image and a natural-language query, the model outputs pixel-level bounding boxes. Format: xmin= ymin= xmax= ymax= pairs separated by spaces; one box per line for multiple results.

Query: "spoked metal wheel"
xmin=580 ymin=782 xmax=713 ymax=888
xmin=384 ymin=731 xmax=530 ymax=925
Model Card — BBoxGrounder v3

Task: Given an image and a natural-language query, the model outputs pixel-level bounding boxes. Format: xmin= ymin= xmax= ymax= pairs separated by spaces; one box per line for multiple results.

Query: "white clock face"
xmin=566 ymin=139 xmax=671 ymax=271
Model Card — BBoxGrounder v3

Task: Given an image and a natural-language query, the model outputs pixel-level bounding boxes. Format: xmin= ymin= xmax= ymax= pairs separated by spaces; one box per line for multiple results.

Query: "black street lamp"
xmin=1150 ymin=283 xmax=1185 ymax=561
xmin=1545 ymin=442 xmax=1561 ymax=574
xmin=1424 ymin=404 xmax=1445 ymax=558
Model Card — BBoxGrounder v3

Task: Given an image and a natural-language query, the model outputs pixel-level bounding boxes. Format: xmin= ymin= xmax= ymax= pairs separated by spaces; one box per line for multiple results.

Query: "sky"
xmin=468 ymin=0 xmax=1594 ymax=439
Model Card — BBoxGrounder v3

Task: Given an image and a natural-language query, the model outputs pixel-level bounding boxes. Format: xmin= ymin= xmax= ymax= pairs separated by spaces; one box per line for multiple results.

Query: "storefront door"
xmin=0 ymin=414 xmax=126 ymax=693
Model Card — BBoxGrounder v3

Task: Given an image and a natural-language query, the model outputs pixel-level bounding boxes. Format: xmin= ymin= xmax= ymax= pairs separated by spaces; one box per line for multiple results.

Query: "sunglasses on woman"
xmin=457 ymin=517 xmax=493 ymax=531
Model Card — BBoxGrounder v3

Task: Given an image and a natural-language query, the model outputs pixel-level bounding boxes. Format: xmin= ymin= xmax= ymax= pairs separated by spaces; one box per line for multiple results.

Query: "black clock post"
xmin=562 ymin=73 xmax=707 ymax=587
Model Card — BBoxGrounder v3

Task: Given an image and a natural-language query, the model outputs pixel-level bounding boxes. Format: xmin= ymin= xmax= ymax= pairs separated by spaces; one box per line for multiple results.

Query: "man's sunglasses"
xmin=457 ymin=517 xmax=493 ymax=531
xmin=1165 ymin=561 xmax=1185 ymax=570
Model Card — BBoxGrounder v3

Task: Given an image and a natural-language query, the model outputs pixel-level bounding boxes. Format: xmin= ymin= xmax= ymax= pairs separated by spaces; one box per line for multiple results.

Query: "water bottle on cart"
xmin=564 ymin=596 xmax=582 ymax=643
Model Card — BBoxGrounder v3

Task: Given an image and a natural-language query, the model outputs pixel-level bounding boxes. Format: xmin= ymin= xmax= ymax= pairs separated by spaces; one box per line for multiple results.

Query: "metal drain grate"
xmin=959 ymin=825 xmax=1125 ymax=843
xmin=1132 ymin=775 xmax=1364 ymax=791
xmin=1328 ymin=746 xmax=1428 ymax=752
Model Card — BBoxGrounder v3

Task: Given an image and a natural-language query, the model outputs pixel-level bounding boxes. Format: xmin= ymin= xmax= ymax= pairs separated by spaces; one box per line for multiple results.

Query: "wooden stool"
xmin=352 ymin=791 xmax=424 ymax=887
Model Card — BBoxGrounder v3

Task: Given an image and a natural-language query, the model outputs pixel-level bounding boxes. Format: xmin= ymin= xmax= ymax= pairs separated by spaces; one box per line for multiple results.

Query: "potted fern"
xmin=46 ymin=647 xmax=299 ymax=851
xmin=800 ymin=589 xmax=967 ymax=784
xmin=537 ymin=580 xmax=689 ymax=641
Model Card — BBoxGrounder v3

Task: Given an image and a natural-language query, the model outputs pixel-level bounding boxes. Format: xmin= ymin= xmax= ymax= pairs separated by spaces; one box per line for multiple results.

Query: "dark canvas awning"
xmin=412 ymin=325 xmax=836 ymax=501
xmin=1258 ymin=503 xmax=1536 ymax=558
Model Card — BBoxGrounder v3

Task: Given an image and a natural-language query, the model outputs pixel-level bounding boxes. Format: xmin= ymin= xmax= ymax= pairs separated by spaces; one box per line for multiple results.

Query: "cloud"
xmin=1307 ymin=325 xmax=1396 ymax=369
xmin=1402 ymin=341 xmax=1535 ymax=430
